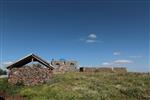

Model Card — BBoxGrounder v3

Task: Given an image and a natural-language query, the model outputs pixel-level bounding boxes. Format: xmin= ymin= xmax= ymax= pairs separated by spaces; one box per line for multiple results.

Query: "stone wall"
xmin=113 ymin=67 xmax=127 ymax=73
xmin=81 ymin=67 xmax=113 ymax=73
xmin=82 ymin=67 xmax=97 ymax=72
xmin=51 ymin=60 xmax=77 ymax=67
xmin=8 ymin=66 xmax=53 ymax=86
xmin=97 ymin=67 xmax=113 ymax=73
xmin=80 ymin=67 xmax=127 ymax=73
xmin=51 ymin=60 xmax=78 ymax=74
xmin=53 ymin=65 xmax=77 ymax=74
xmin=51 ymin=61 xmax=65 ymax=67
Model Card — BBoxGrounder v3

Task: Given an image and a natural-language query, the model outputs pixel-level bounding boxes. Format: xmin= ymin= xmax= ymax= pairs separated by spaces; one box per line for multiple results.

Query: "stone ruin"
xmin=8 ymin=66 xmax=53 ymax=86
xmin=51 ymin=60 xmax=78 ymax=74
xmin=6 ymin=53 xmax=128 ymax=86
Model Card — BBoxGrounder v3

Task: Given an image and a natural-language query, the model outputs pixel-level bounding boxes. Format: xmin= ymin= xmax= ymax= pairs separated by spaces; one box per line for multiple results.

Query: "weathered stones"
xmin=8 ymin=66 xmax=53 ymax=86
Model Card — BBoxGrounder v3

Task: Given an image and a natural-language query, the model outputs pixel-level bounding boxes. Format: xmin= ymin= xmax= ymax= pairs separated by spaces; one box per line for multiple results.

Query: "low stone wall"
xmin=82 ymin=67 xmax=113 ymax=73
xmin=83 ymin=68 xmax=97 ymax=72
xmin=80 ymin=67 xmax=127 ymax=73
xmin=113 ymin=67 xmax=127 ymax=73
xmin=53 ymin=65 xmax=77 ymax=74
xmin=8 ymin=66 xmax=53 ymax=86
xmin=97 ymin=67 xmax=113 ymax=73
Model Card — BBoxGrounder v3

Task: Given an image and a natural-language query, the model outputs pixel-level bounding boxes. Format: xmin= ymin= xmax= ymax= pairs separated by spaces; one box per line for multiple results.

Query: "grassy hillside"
xmin=0 ymin=72 xmax=150 ymax=100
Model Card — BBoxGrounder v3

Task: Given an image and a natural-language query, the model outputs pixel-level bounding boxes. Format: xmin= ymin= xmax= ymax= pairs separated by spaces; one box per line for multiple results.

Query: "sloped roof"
xmin=7 ymin=53 xmax=54 ymax=70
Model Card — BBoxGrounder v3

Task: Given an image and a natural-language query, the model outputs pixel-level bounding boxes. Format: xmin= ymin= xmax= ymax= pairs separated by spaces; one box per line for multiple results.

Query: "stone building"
xmin=7 ymin=54 xmax=54 ymax=86
xmin=51 ymin=60 xmax=78 ymax=74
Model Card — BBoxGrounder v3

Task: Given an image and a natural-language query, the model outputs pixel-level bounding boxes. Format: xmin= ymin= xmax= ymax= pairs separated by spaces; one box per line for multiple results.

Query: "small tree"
xmin=0 ymin=68 xmax=7 ymax=75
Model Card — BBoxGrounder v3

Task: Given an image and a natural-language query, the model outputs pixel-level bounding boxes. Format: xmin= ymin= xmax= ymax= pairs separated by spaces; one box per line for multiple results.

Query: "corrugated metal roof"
xmin=7 ymin=54 xmax=54 ymax=70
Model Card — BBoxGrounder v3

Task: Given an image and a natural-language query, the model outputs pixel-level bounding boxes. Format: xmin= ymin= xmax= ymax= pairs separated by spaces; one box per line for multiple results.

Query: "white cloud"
xmin=88 ymin=33 xmax=97 ymax=39
xmin=113 ymin=60 xmax=132 ymax=64
xmin=101 ymin=62 xmax=111 ymax=66
xmin=80 ymin=33 xmax=102 ymax=44
xmin=101 ymin=59 xmax=133 ymax=67
xmin=86 ymin=39 xmax=97 ymax=43
xmin=3 ymin=61 xmax=13 ymax=66
xmin=130 ymin=56 xmax=142 ymax=58
xmin=113 ymin=52 xmax=121 ymax=56
xmin=0 ymin=61 xmax=13 ymax=69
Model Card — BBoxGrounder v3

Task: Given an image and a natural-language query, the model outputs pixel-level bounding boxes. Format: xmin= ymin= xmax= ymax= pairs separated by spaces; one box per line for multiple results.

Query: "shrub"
xmin=0 ymin=69 xmax=7 ymax=75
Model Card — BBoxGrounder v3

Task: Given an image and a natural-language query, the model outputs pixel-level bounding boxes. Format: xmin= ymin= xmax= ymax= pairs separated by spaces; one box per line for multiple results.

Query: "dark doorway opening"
xmin=80 ymin=67 xmax=84 ymax=72
xmin=70 ymin=63 xmax=75 ymax=66
xmin=56 ymin=63 xmax=60 ymax=65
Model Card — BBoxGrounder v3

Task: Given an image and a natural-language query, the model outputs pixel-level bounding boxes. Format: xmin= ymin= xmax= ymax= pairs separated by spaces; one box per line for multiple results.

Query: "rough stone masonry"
xmin=8 ymin=66 xmax=53 ymax=86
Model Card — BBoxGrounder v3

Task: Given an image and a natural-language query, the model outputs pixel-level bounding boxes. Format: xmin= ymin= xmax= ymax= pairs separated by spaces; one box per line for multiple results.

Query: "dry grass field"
xmin=0 ymin=72 xmax=150 ymax=100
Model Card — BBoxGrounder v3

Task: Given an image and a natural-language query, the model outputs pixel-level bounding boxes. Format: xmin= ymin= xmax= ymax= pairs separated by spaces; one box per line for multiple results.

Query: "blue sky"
xmin=0 ymin=0 xmax=149 ymax=72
